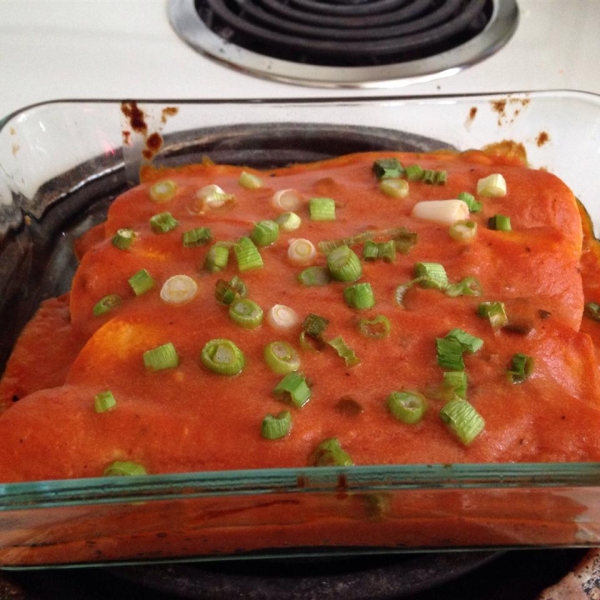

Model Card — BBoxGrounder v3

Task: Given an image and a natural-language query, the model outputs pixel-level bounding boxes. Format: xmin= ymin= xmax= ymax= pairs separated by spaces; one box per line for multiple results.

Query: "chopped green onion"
xmin=488 ymin=214 xmax=512 ymax=231
xmin=445 ymin=277 xmax=483 ymax=297
xmin=372 ymin=158 xmax=403 ymax=180
xmin=229 ymin=275 xmax=247 ymax=297
xmin=261 ymin=411 xmax=292 ymax=440
xmin=298 ymin=265 xmax=331 ymax=286
xmin=264 ymin=341 xmax=301 ymax=374
xmin=343 ymin=282 xmax=375 ymax=310
xmin=215 ymin=276 xmax=247 ymax=305
xmin=318 ymin=228 xmax=416 ymax=255
xmin=327 ymin=244 xmax=362 ymax=282
xmin=457 ymin=191 xmax=481 ymax=212
xmin=234 ymin=236 xmax=264 ymax=271
xmin=197 ymin=184 xmax=235 ymax=208
xmin=128 ymin=268 xmax=155 ymax=296
xmin=201 ymin=339 xmax=245 ymax=376
xmin=436 ymin=337 xmax=465 ymax=371
xmin=387 ymin=391 xmax=427 ymax=424
xmin=440 ymin=399 xmax=485 ymax=445
xmin=112 ymin=228 xmax=136 ymax=251
xmin=204 ymin=242 xmax=230 ymax=273
xmin=274 ymin=211 xmax=302 ymax=232
xmin=478 ymin=301 xmax=509 ymax=329
xmin=274 ymin=372 xmax=311 ymax=408
xmin=272 ymin=188 xmax=302 ymax=212
xmin=379 ymin=178 xmax=409 ymax=198
xmin=433 ymin=170 xmax=447 ymax=185
xmin=445 ymin=328 xmax=484 ymax=354
xmin=442 ymin=371 xmax=468 ymax=400
xmin=267 ymin=304 xmax=299 ymax=330
xmin=302 ymin=313 xmax=329 ymax=340
xmin=585 ymin=302 xmax=600 ymax=322
xmin=150 ymin=212 xmax=179 ymax=234
xmin=239 ymin=171 xmax=263 ymax=190
xmin=363 ymin=241 xmax=396 ymax=263
xmin=149 ymin=179 xmax=177 ymax=204
xmin=182 ymin=226 xmax=212 ymax=248
xmin=229 ymin=298 xmax=264 ymax=329
xmin=414 ymin=262 xmax=449 ymax=290
xmin=309 ymin=197 xmax=336 ymax=221
xmin=395 ymin=278 xmax=420 ymax=307
xmin=312 ymin=438 xmax=353 ymax=467
xmin=94 ymin=390 xmax=117 ymax=413
xmin=143 ymin=342 xmax=179 ymax=372
xmin=412 ymin=200 xmax=470 ymax=225
xmin=251 ymin=220 xmax=279 ymax=247
xmin=363 ymin=240 xmax=380 ymax=261
xmin=160 ymin=275 xmax=198 ymax=305
xmin=422 ymin=169 xmax=436 ymax=185
xmin=449 ymin=220 xmax=478 ymax=242
xmin=93 ymin=294 xmax=122 ymax=316
xmin=507 ymin=353 xmax=534 ymax=384
xmin=405 ymin=164 xmax=424 ymax=181
xmin=288 ymin=238 xmax=317 ymax=265
xmin=104 ymin=461 xmax=147 ymax=477
xmin=358 ymin=315 xmax=391 ymax=338
xmin=327 ymin=336 xmax=360 ymax=367
xmin=477 ymin=173 xmax=507 ymax=197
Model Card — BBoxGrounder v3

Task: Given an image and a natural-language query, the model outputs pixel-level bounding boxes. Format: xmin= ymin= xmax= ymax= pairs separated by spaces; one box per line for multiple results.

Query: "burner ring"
xmin=168 ymin=0 xmax=519 ymax=87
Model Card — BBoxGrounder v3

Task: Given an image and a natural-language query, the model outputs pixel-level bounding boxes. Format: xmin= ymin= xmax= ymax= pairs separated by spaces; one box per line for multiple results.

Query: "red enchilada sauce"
xmin=2 ymin=150 xmax=600 ymax=482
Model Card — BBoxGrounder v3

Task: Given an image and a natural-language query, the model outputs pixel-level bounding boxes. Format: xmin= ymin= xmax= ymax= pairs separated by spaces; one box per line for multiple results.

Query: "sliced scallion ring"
xmin=436 ymin=337 xmax=465 ymax=371
xmin=261 ymin=410 xmax=292 ymax=440
xmin=478 ymin=301 xmax=508 ymax=329
xmin=229 ymin=298 xmax=264 ymax=329
xmin=239 ymin=171 xmax=263 ymax=190
xmin=440 ymin=399 xmax=485 ymax=445
xmin=302 ymin=313 xmax=329 ymax=340
xmin=234 ymin=236 xmax=264 ymax=271
xmin=272 ymin=188 xmax=302 ymax=212
xmin=288 ymin=238 xmax=317 ymax=265
xmin=379 ymin=178 xmax=409 ymax=198
xmin=274 ymin=372 xmax=311 ymax=408
xmin=343 ymin=282 xmax=375 ymax=310
xmin=312 ymin=438 xmax=353 ymax=467
xmin=93 ymin=294 xmax=122 ymax=316
xmin=201 ymin=339 xmax=245 ymax=376
xmin=449 ymin=220 xmax=478 ymax=242
xmin=585 ymin=302 xmax=600 ymax=322
xmin=414 ymin=262 xmax=448 ymax=290
xmin=372 ymin=157 xmax=403 ymax=180
xmin=128 ymin=268 xmax=155 ymax=296
xmin=477 ymin=173 xmax=507 ymax=197
xmin=197 ymin=184 xmax=235 ymax=208
xmin=143 ymin=342 xmax=179 ymax=372
xmin=387 ymin=391 xmax=427 ymax=424
xmin=149 ymin=179 xmax=177 ymax=204
xmin=327 ymin=244 xmax=362 ymax=282
xmin=267 ymin=304 xmax=299 ymax=330
xmin=182 ymin=226 xmax=212 ymax=248
xmin=204 ymin=242 xmax=230 ymax=273
xmin=251 ymin=220 xmax=279 ymax=247
xmin=150 ymin=212 xmax=179 ymax=234
xmin=445 ymin=277 xmax=483 ymax=298
xmin=457 ymin=191 xmax=481 ymax=212
xmin=488 ymin=214 xmax=512 ymax=231
xmin=94 ymin=390 xmax=117 ymax=413
xmin=309 ymin=197 xmax=336 ymax=221
xmin=442 ymin=371 xmax=468 ymax=400
xmin=160 ymin=275 xmax=198 ymax=305
xmin=104 ymin=461 xmax=147 ymax=477
xmin=298 ymin=266 xmax=331 ymax=286
xmin=327 ymin=336 xmax=360 ymax=367
xmin=264 ymin=341 xmax=301 ymax=374
xmin=112 ymin=228 xmax=136 ymax=251
xmin=274 ymin=211 xmax=301 ymax=232
xmin=358 ymin=315 xmax=391 ymax=338
xmin=445 ymin=328 xmax=484 ymax=354
xmin=507 ymin=353 xmax=534 ymax=384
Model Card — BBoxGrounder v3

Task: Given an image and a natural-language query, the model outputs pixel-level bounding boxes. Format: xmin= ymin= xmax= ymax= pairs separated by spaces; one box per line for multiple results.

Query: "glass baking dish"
xmin=1 ymin=90 xmax=600 ymax=569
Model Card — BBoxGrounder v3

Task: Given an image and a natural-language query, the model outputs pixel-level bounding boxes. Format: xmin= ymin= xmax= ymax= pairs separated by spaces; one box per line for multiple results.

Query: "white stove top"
xmin=1 ymin=0 xmax=599 ymax=119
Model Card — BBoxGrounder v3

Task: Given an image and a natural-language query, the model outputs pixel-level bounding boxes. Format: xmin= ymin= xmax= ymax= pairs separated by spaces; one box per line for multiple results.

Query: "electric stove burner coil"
xmin=169 ymin=0 xmax=519 ymax=87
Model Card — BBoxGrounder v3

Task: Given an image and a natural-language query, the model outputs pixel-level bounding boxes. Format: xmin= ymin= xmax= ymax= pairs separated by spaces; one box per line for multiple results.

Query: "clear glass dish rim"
xmin=2 ymin=88 xmax=600 ymax=511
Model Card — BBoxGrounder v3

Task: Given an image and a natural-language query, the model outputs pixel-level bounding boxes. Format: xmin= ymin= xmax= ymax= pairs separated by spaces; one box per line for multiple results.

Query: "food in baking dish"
xmin=2 ymin=149 xmax=600 ymax=483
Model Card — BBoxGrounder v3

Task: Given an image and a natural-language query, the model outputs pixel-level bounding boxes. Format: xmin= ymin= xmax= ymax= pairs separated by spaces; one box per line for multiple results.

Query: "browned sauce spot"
xmin=491 ymin=99 xmax=507 ymax=118
xmin=482 ymin=140 xmax=527 ymax=163
xmin=468 ymin=107 xmax=478 ymax=122
xmin=142 ymin=132 xmax=163 ymax=161
xmin=121 ymin=101 xmax=148 ymax=134
xmin=537 ymin=131 xmax=550 ymax=147
xmin=161 ymin=106 xmax=179 ymax=124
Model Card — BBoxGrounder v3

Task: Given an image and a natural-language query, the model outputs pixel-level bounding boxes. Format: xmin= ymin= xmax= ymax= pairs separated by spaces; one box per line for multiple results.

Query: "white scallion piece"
xmin=272 ymin=189 xmax=302 ymax=212
xmin=160 ymin=275 xmax=198 ymax=305
xmin=197 ymin=184 xmax=235 ymax=208
xmin=477 ymin=173 xmax=507 ymax=197
xmin=411 ymin=200 xmax=470 ymax=225
xmin=287 ymin=238 xmax=317 ymax=265
xmin=267 ymin=304 xmax=299 ymax=330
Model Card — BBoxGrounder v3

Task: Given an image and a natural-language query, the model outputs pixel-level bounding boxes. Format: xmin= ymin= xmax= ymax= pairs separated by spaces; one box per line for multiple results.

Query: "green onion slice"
xmin=264 ymin=341 xmax=301 ymax=374
xmin=379 ymin=178 xmax=409 ymax=198
xmin=445 ymin=328 xmax=484 ymax=354
xmin=215 ymin=276 xmax=247 ymax=305
xmin=204 ymin=242 xmax=230 ymax=273
xmin=160 ymin=275 xmax=198 ymax=305
xmin=143 ymin=342 xmax=179 ymax=372
xmin=387 ymin=391 xmax=427 ymax=424
xmin=478 ymin=301 xmax=509 ymax=329
xmin=327 ymin=244 xmax=362 ymax=282
xmin=149 ymin=179 xmax=177 ymax=204
xmin=477 ymin=173 xmax=507 ymax=197
xmin=274 ymin=211 xmax=302 ymax=232
xmin=309 ymin=197 xmax=336 ymax=221
xmin=197 ymin=184 xmax=235 ymax=208
xmin=372 ymin=158 xmax=403 ymax=180
xmin=239 ymin=171 xmax=263 ymax=190
xmin=302 ymin=313 xmax=329 ymax=340
xmin=266 ymin=304 xmax=299 ymax=330
xmin=94 ymin=390 xmax=117 ymax=413
xmin=405 ymin=164 xmax=424 ymax=181
xmin=446 ymin=277 xmax=483 ymax=298
xmin=343 ymin=282 xmax=375 ymax=310
xmin=128 ymin=268 xmax=155 ymax=296
xmin=201 ymin=339 xmax=245 ymax=376
xmin=585 ymin=302 xmax=600 ymax=322
xmin=288 ymin=238 xmax=317 ymax=265
xmin=449 ymin=220 xmax=478 ymax=242
xmin=488 ymin=214 xmax=512 ymax=231
xmin=457 ymin=191 xmax=481 ymax=212
xmin=251 ymin=220 xmax=279 ymax=247
xmin=274 ymin=372 xmax=311 ymax=408
xmin=93 ymin=294 xmax=122 ymax=316
xmin=261 ymin=411 xmax=292 ymax=440
xmin=436 ymin=337 xmax=465 ymax=371
xmin=298 ymin=266 xmax=331 ymax=286
xmin=507 ymin=353 xmax=534 ymax=384
xmin=327 ymin=336 xmax=360 ymax=367
xmin=234 ymin=236 xmax=264 ymax=271
xmin=414 ymin=262 xmax=449 ymax=290
xmin=104 ymin=461 xmax=147 ymax=477
xmin=442 ymin=371 xmax=468 ymax=400
xmin=358 ymin=315 xmax=391 ymax=338
xmin=272 ymin=189 xmax=302 ymax=212
xmin=440 ymin=399 xmax=485 ymax=445
xmin=182 ymin=226 xmax=212 ymax=248
xmin=363 ymin=240 xmax=380 ymax=261
xmin=312 ymin=438 xmax=353 ymax=467
xmin=150 ymin=212 xmax=179 ymax=234
xmin=229 ymin=298 xmax=264 ymax=329
xmin=112 ymin=228 xmax=136 ymax=251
